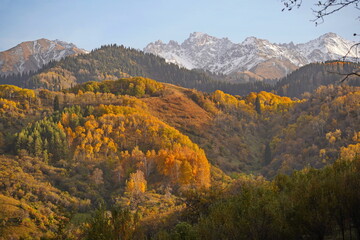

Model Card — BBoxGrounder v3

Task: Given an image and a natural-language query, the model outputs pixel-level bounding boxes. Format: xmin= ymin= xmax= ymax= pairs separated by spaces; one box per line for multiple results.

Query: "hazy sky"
xmin=0 ymin=0 xmax=358 ymax=51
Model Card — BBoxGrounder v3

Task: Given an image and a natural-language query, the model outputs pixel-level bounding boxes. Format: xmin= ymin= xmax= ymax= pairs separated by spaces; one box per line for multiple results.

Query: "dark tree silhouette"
xmin=53 ymin=95 xmax=60 ymax=111
xmin=255 ymin=95 xmax=262 ymax=115
xmin=264 ymin=143 xmax=272 ymax=165
xmin=282 ymin=0 xmax=360 ymax=25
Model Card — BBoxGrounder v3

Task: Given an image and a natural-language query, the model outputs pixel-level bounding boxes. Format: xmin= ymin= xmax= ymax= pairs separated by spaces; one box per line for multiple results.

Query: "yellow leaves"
xmin=319 ymin=149 xmax=327 ymax=163
xmin=213 ymin=90 xmax=240 ymax=110
xmin=61 ymin=113 xmax=70 ymax=126
xmin=84 ymin=115 xmax=98 ymax=130
xmin=55 ymin=104 xmax=211 ymax=189
xmin=179 ymin=161 xmax=193 ymax=185
xmin=102 ymin=124 xmax=113 ymax=135
xmin=94 ymin=128 xmax=104 ymax=136
xmin=154 ymin=145 xmax=210 ymax=188
xmin=126 ymin=179 xmax=135 ymax=192
xmin=328 ymin=136 xmax=336 ymax=145
xmin=86 ymin=131 xmax=93 ymax=142
xmin=326 ymin=129 xmax=341 ymax=145
xmin=139 ymin=182 xmax=146 ymax=193
xmin=163 ymin=154 xmax=176 ymax=176
xmin=121 ymin=150 xmax=131 ymax=159
xmin=57 ymin=122 xmax=65 ymax=132
xmin=65 ymin=127 xmax=76 ymax=146
xmin=107 ymin=140 xmax=117 ymax=152
xmin=352 ymin=131 xmax=360 ymax=142
xmin=0 ymin=85 xmax=36 ymax=102
xmin=0 ymin=98 xmax=17 ymax=110
xmin=135 ymin=129 xmax=142 ymax=136
xmin=213 ymin=90 xmax=298 ymax=117
xmin=340 ymin=143 xmax=360 ymax=161
xmin=85 ymin=144 xmax=94 ymax=155
xmin=75 ymin=126 xmax=85 ymax=136
xmin=97 ymin=104 xmax=139 ymax=115
xmin=125 ymin=170 xmax=147 ymax=195
xmin=94 ymin=143 xmax=102 ymax=153
xmin=147 ymin=125 xmax=159 ymax=135
xmin=245 ymin=91 xmax=296 ymax=113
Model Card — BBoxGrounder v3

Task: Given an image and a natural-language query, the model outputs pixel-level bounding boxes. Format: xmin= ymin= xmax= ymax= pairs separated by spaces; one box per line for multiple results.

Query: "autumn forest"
xmin=0 ymin=44 xmax=360 ymax=240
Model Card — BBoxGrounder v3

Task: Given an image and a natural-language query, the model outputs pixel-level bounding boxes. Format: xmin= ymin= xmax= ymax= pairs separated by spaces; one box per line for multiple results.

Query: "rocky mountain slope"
xmin=144 ymin=32 xmax=359 ymax=80
xmin=0 ymin=39 xmax=88 ymax=76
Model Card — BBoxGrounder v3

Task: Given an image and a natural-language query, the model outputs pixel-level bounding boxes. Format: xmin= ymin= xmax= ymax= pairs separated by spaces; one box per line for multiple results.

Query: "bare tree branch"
xmin=341 ymin=42 xmax=360 ymax=61
xmin=327 ymin=70 xmax=360 ymax=82
xmin=282 ymin=0 xmax=360 ymax=83
xmin=282 ymin=0 xmax=360 ymax=25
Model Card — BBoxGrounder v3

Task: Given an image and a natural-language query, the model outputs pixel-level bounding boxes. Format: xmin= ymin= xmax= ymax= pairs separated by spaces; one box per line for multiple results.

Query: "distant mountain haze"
xmin=144 ymin=32 xmax=359 ymax=80
xmin=0 ymin=39 xmax=88 ymax=76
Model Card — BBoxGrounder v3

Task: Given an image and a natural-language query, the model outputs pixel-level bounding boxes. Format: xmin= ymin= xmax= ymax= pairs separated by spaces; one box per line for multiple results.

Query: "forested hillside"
xmin=0 ymin=78 xmax=213 ymax=239
xmin=1 ymin=44 xmax=358 ymax=98
xmin=275 ymin=61 xmax=360 ymax=98
xmin=1 ymin=77 xmax=360 ymax=239
xmin=0 ymin=45 xmax=219 ymax=92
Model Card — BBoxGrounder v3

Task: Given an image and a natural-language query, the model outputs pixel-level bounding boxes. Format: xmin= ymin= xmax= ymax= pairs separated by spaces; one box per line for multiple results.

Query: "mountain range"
xmin=0 ymin=43 xmax=359 ymax=99
xmin=0 ymin=39 xmax=88 ymax=76
xmin=1 ymin=33 xmax=358 ymax=82
xmin=144 ymin=32 xmax=359 ymax=80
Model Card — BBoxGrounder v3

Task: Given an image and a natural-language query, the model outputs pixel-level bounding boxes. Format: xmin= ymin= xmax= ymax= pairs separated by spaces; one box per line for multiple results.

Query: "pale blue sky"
xmin=0 ymin=0 xmax=358 ymax=51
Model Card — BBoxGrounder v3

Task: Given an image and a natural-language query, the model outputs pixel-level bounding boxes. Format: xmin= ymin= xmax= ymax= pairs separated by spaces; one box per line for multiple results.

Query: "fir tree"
xmin=264 ymin=143 xmax=272 ymax=165
xmin=255 ymin=95 xmax=262 ymax=115
xmin=53 ymin=95 xmax=60 ymax=111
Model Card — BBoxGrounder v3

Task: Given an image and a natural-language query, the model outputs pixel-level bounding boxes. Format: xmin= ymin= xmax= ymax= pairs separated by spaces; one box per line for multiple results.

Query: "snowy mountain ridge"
xmin=144 ymin=32 xmax=359 ymax=80
xmin=0 ymin=39 xmax=88 ymax=76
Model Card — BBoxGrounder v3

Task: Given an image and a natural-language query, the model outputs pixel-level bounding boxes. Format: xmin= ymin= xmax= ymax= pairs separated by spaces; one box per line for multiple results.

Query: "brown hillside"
xmin=250 ymin=58 xmax=298 ymax=79
xmin=142 ymin=84 xmax=212 ymax=131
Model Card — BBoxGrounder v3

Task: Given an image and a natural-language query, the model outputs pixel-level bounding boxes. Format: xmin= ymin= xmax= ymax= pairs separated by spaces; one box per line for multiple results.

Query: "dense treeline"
xmin=66 ymin=77 xmax=165 ymax=97
xmin=0 ymin=60 xmax=58 ymax=87
xmin=0 ymin=71 xmax=39 ymax=88
xmin=141 ymin=154 xmax=360 ymax=240
xmin=275 ymin=61 xmax=360 ymax=98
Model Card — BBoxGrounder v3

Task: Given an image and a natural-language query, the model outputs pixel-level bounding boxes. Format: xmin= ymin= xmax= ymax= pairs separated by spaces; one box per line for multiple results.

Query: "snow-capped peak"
xmin=319 ymin=32 xmax=339 ymax=39
xmin=242 ymin=36 xmax=259 ymax=45
xmin=53 ymin=39 xmax=77 ymax=49
xmin=296 ymin=32 xmax=357 ymax=62
xmin=188 ymin=32 xmax=211 ymax=41
xmin=154 ymin=40 xmax=164 ymax=45
xmin=182 ymin=32 xmax=219 ymax=47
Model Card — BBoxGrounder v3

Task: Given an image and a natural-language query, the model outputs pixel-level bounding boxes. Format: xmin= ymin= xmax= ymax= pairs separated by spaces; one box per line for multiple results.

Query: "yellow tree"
xmin=125 ymin=170 xmax=147 ymax=197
